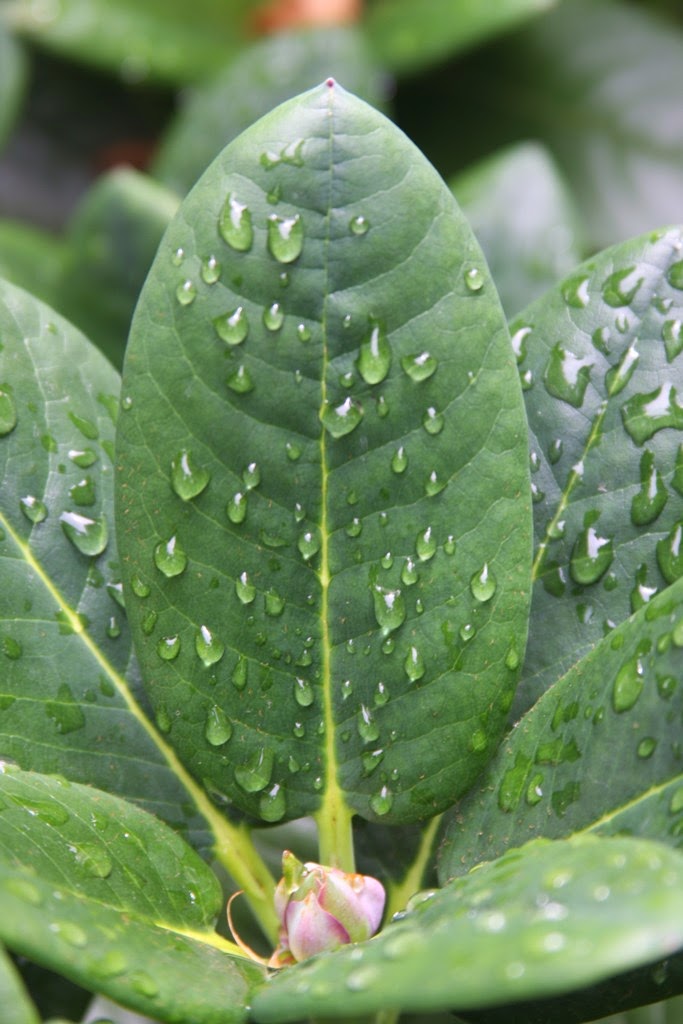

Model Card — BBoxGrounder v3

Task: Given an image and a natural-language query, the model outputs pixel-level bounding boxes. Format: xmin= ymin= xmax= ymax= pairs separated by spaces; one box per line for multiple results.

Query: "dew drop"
xmin=370 ymin=785 xmax=393 ymax=816
xmin=548 ymin=438 xmax=563 ymax=464
xmin=570 ymin=526 xmax=614 ymax=585
xmin=227 ymin=491 xmax=248 ymax=524
xmin=195 ymin=625 xmax=225 ymax=667
xmin=631 ymin=450 xmax=667 ymax=526
xmin=637 ymin=737 xmax=657 ymax=759
xmin=391 ymin=446 xmax=408 ymax=473
xmin=201 ymin=255 xmax=221 ymax=284
xmin=60 ymin=511 xmax=108 ymax=556
xmin=263 ymin=302 xmax=284 ymax=331
xmin=214 ymin=306 xmax=249 ymax=346
xmin=422 ymin=407 xmax=444 ymax=435
xmin=346 ymin=517 xmax=362 ymax=538
xmin=544 ymin=343 xmax=593 ymax=407
xmin=69 ymin=476 xmax=96 ymax=507
xmin=235 ymin=570 xmax=256 ymax=604
xmin=265 ymin=589 xmax=285 ymax=617
xmin=0 ymin=387 xmax=17 ymax=436
xmin=69 ymin=447 xmax=97 ymax=468
xmin=156 ymin=634 xmax=181 ymax=660
xmin=621 ymin=383 xmax=683 ymax=445
xmin=171 ymin=246 xmax=185 ymax=266
xmin=460 ymin=623 xmax=476 ymax=642
xmin=298 ymin=529 xmax=320 ymax=561
xmin=464 ymin=266 xmax=484 ymax=292
xmin=226 ymin=364 xmax=254 ymax=394
xmin=357 ymin=704 xmax=380 ymax=743
xmin=443 ymin=535 xmax=456 ymax=556
xmin=293 ymin=721 xmax=305 ymax=738
xmin=176 ymin=279 xmax=196 ymax=306
xmin=349 ymin=215 xmax=370 ymax=236
xmin=231 ymin=655 xmax=248 ymax=690
xmin=20 ymin=495 xmax=47 ymax=524
xmin=341 ymin=678 xmax=353 ymax=700
xmin=219 ymin=193 xmax=253 ymax=251
xmin=205 ymin=705 xmax=232 ymax=746
xmin=404 ymin=645 xmax=425 ymax=682
xmin=656 ymin=521 xmax=683 ymax=583
xmin=51 ymin=920 xmax=88 ymax=948
xmin=320 ymin=396 xmax=364 ymax=438
xmin=285 ymin=440 xmax=302 ymax=461
xmin=294 ymin=677 xmax=314 ymax=707
xmin=605 ymin=343 xmax=639 ymax=396
xmin=131 ymin=574 xmax=150 ymax=598
xmin=372 ymin=585 xmax=406 ymax=637
xmin=401 ymin=352 xmax=437 ymax=382
xmin=130 ymin=971 xmax=159 ymax=998
xmin=296 ymin=323 xmax=312 ymax=343
xmin=666 ymin=260 xmax=683 ymax=290
xmin=357 ymin=316 xmax=391 ymax=385
xmin=470 ymin=563 xmax=497 ymax=602
xmin=602 ymin=267 xmax=642 ymax=307
xmin=401 ymin=557 xmax=418 ymax=586
xmin=153 ymin=534 xmax=187 ymax=577
xmin=171 ymin=449 xmax=210 ymax=501
xmin=612 ymin=657 xmax=644 ymax=712
xmin=2 ymin=637 xmax=21 ymax=660
xmin=416 ymin=527 xmax=436 ymax=562
xmin=72 ymin=841 xmax=113 ymax=879
xmin=425 ymin=470 xmax=446 ymax=496
xmin=241 ymin=462 xmax=260 ymax=491
xmin=267 ymin=214 xmax=303 ymax=263
xmin=234 ymin=748 xmax=273 ymax=793
xmin=562 ymin=273 xmax=590 ymax=308
xmin=259 ymin=783 xmax=287 ymax=822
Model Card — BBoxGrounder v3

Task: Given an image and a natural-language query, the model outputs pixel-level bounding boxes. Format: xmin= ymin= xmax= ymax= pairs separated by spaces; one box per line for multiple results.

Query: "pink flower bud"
xmin=269 ymin=851 xmax=385 ymax=966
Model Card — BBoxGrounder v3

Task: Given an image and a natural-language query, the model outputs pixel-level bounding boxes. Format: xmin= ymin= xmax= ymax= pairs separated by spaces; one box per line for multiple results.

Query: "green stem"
xmin=315 ymin=798 xmax=355 ymax=872
xmin=212 ymin=820 xmax=279 ymax=942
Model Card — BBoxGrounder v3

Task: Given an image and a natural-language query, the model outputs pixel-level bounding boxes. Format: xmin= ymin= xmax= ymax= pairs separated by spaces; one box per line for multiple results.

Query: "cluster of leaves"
xmin=1 ymin=3 xmax=683 ymax=1024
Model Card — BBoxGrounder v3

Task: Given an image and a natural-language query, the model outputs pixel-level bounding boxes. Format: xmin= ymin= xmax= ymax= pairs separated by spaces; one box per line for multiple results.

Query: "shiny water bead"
xmin=391 ymin=446 xmax=408 ymax=473
xmin=171 ymin=450 xmax=210 ymax=500
xmin=294 ymin=677 xmax=314 ymax=707
xmin=470 ymin=563 xmax=497 ymax=602
xmin=201 ymin=255 xmax=221 ymax=284
xmin=267 ymin=214 xmax=303 ymax=263
xmin=401 ymin=557 xmax=418 ymax=586
xmin=464 ymin=266 xmax=484 ymax=292
xmin=297 ymin=323 xmax=312 ymax=343
xmin=205 ymin=705 xmax=232 ymax=746
xmin=372 ymin=585 xmax=406 ymax=637
xmin=570 ymin=526 xmax=614 ymax=585
xmin=263 ymin=302 xmax=284 ymax=331
xmin=226 ymin=365 xmax=254 ymax=394
xmin=357 ymin=705 xmax=380 ymax=743
xmin=219 ymin=193 xmax=253 ymax=251
xmin=60 ymin=511 xmax=108 ymax=556
xmin=69 ymin=476 xmax=96 ymax=506
xmin=176 ymin=279 xmax=196 ymax=305
xmin=285 ymin=441 xmax=302 ymax=461
xmin=543 ymin=343 xmax=593 ymax=408
xmin=0 ymin=387 xmax=17 ymax=436
xmin=157 ymin=634 xmax=181 ymax=660
xmin=214 ymin=306 xmax=249 ymax=346
xmin=298 ymin=530 xmax=320 ymax=561
xmin=416 ymin=527 xmax=436 ymax=561
xmin=425 ymin=470 xmax=446 ymax=496
xmin=357 ymin=317 xmax=391 ymax=385
xmin=69 ymin=447 xmax=97 ymax=467
xmin=232 ymin=656 xmax=248 ymax=689
xmin=195 ymin=625 xmax=224 ymax=666
xmin=349 ymin=214 xmax=370 ymax=236
xmin=370 ymin=786 xmax=393 ymax=816
xmin=242 ymin=462 xmax=260 ymax=490
xmin=260 ymin=783 xmax=287 ymax=822
xmin=234 ymin=748 xmax=273 ymax=793
xmin=235 ymin=571 xmax=256 ymax=604
xmin=20 ymin=495 xmax=47 ymax=523
xmin=153 ymin=534 xmax=187 ymax=577
xmin=227 ymin=492 xmax=248 ymax=524
xmin=401 ymin=352 xmax=437 ymax=382
xmin=320 ymin=397 xmax=364 ymax=438
xmin=265 ymin=589 xmax=285 ymax=617
xmin=346 ymin=517 xmax=362 ymax=538
xmin=422 ymin=407 xmax=444 ymax=435
xmin=404 ymin=645 xmax=425 ymax=682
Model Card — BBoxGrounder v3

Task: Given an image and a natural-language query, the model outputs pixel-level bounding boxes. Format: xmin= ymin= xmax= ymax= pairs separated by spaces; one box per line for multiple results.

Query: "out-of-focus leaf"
xmin=0 ymin=21 xmax=26 ymax=150
xmin=452 ymin=143 xmax=583 ymax=318
xmin=0 ymin=945 xmax=40 ymax=1024
xmin=0 ymin=221 xmax=66 ymax=307
xmin=0 ymin=767 xmax=266 ymax=1024
xmin=363 ymin=0 xmax=556 ymax=74
xmin=58 ymin=169 xmax=179 ymax=369
xmin=251 ymin=835 xmax=683 ymax=1020
xmin=153 ymin=25 xmax=387 ymax=195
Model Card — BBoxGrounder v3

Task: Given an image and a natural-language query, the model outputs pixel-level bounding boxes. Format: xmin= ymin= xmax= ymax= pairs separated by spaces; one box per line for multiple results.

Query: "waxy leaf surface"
xmin=0 ymin=767 xmax=265 ymax=1024
xmin=440 ymin=577 xmax=683 ymax=880
xmin=512 ymin=225 xmax=683 ymax=716
xmin=116 ymin=82 xmax=532 ymax=827
xmin=251 ymin=835 xmax=683 ymax=1020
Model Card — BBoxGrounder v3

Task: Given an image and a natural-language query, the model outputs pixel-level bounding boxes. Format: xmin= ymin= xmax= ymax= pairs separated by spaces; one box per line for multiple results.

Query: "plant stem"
xmin=212 ymin=819 xmax=279 ymax=942
xmin=315 ymin=797 xmax=356 ymax=871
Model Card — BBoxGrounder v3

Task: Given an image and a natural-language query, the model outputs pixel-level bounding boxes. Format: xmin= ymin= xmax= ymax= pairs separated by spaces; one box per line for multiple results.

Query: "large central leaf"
xmin=116 ymin=82 xmax=531 ymax=827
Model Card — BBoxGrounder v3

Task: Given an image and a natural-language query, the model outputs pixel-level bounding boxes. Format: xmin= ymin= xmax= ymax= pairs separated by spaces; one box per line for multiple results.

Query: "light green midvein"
xmin=314 ymin=86 xmax=356 ymax=873
xmin=384 ymin=816 xmax=442 ymax=921
xmin=0 ymin=508 xmax=278 ymax=943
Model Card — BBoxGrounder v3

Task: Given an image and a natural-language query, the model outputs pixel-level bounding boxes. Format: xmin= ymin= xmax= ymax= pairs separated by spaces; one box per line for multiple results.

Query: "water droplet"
xmin=4 ymin=876 xmax=42 ymax=906
xmin=214 ymin=306 xmax=249 ymax=346
xmin=260 ymin=139 xmax=305 ymax=169
xmin=544 ymin=343 xmax=593 ymax=407
xmin=298 ymin=529 xmax=320 ymax=561
xmin=69 ymin=412 xmax=98 ymax=440
xmin=621 ymin=382 xmax=683 ymax=445
xmin=195 ymin=625 xmax=224 ymax=667
xmin=72 ymin=841 xmax=113 ymax=879
xmin=60 ymin=511 xmax=108 ymax=556
xmin=130 ymin=574 xmax=150 ymax=598
xmin=68 ymin=476 xmax=96 ymax=507
xmin=176 ymin=279 xmax=196 ymax=306
xmin=637 ymin=737 xmax=657 ymax=758
xmin=612 ymin=657 xmax=644 ymax=712
xmin=602 ymin=267 xmax=642 ymax=307
xmin=460 ymin=623 xmax=476 ymax=642
xmin=259 ymin=783 xmax=286 ymax=822
xmin=656 ymin=521 xmax=683 ymax=583
xmin=667 ymin=260 xmax=683 ymax=290
xmin=227 ymin=364 xmax=255 ymax=394
xmin=464 ymin=266 xmax=484 ymax=292
xmin=107 ymin=615 xmax=121 ymax=638
xmin=294 ymin=677 xmax=314 ymax=707
xmin=403 ymin=646 xmax=425 ymax=682
xmin=234 ymin=748 xmax=273 ymax=792
xmin=172 ymin=246 xmax=185 ymax=266
xmin=157 ymin=634 xmax=181 ymax=660
xmin=362 ymin=748 xmax=384 ymax=775
xmin=372 ymin=585 xmax=406 ymax=637
xmin=357 ymin=704 xmax=380 ymax=743
xmin=235 ymin=570 xmax=256 ymax=604
xmin=470 ymin=563 xmax=496 ymax=602
xmin=357 ymin=316 xmax=390 ymax=385
xmin=320 ymin=396 xmax=364 ymax=438
xmin=370 ymin=785 xmax=393 ymax=816
xmin=51 ymin=920 xmax=88 ymax=948
xmin=205 ymin=705 xmax=232 ymax=746
xmin=227 ymin=491 xmax=248 ymax=524
xmin=0 ymin=387 xmax=17 ymax=436
xmin=263 ymin=302 xmax=284 ymax=331
xmin=293 ymin=721 xmax=305 ymax=738
xmin=349 ymin=214 xmax=370 ymax=236
xmin=69 ymin=447 xmax=97 ymax=468
xmin=285 ymin=440 xmax=302 ymax=461
xmin=505 ymin=644 xmax=520 ymax=671
xmin=296 ymin=323 xmax=312 ymax=343
xmin=341 ymin=678 xmax=354 ymax=700
xmin=130 ymin=971 xmax=159 ymax=998
xmin=153 ymin=534 xmax=187 ymax=577
xmin=219 ymin=193 xmax=253 ymax=251
xmin=20 ymin=495 xmax=47 ymax=523
xmin=444 ymin=535 xmax=456 ymax=556
xmin=401 ymin=352 xmax=437 ymax=382
xmin=267 ymin=214 xmax=303 ymax=263
xmin=416 ymin=527 xmax=436 ymax=561
xmin=631 ymin=450 xmax=667 ymax=525
xmin=265 ymin=589 xmax=285 ymax=617
xmin=171 ymin=450 xmax=210 ymax=501
xmin=46 ymin=684 xmax=85 ymax=734
xmin=391 ymin=446 xmax=407 ymax=473
xmin=400 ymin=557 xmax=418 ymax=586
xmin=570 ymin=526 xmax=614 ymax=585
xmin=425 ymin=470 xmax=446 ymax=496
xmin=562 ymin=273 xmax=590 ymax=308
xmin=201 ymin=255 xmax=221 ymax=284
xmin=422 ymin=407 xmax=444 ymax=435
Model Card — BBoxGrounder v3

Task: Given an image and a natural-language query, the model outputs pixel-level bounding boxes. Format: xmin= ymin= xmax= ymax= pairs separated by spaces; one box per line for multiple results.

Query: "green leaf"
xmin=58 ymin=169 xmax=180 ymax=369
xmin=0 ymin=767 xmax=266 ymax=1024
xmin=363 ymin=0 xmax=557 ymax=74
xmin=0 ymin=19 xmax=26 ymax=151
xmin=153 ymin=26 xmax=388 ymax=196
xmin=116 ymin=82 xmax=532 ymax=834
xmin=438 ymin=577 xmax=683 ymax=879
xmin=0 ymin=220 xmax=66 ymax=308
xmin=451 ymin=142 xmax=583 ymax=318
xmin=250 ymin=835 xmax=683 ymax=1020
xmin=0 ymin=945 xmax=40 ymax=1024
xmin=3 ymin=0 xmax=259 ymax=84
xmin=510 ymin=225 xmax=683 ymax=716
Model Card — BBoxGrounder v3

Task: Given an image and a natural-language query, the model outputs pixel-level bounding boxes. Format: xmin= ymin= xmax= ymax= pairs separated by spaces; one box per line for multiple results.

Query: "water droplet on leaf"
xmin=195 ymin=625 xmax=224 ymax=666
xmin=205 ymin=705 xmax=232 ymax=746
xmin=401 ymin=352 xmax=437 ymax=382
xmin=357 ymin=317 xmax=391 ymax=385
xmin=171 ymin=450 xmax=210 ymax=501
xmin=61 ymin=511 xmax=108 ymax=556
xmin=267 ymin=214 xmax=303 ymax=263
xmin=219 ymin=194 xmax=253 ymax=251
xmin=153 ymin=535 xmax=187 ymax=577
xmin=214 ymin=306 xmax=249 ymax=346
xmin=320 ymin=397 xmax=364 ymax=438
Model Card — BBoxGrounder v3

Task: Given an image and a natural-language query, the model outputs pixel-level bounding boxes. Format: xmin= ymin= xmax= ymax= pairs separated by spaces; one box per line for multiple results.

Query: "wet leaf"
xmin=251 ymin=835 xmax=683 ymax=1021
xmin=116 ymin=82 xmax=532 ymax=827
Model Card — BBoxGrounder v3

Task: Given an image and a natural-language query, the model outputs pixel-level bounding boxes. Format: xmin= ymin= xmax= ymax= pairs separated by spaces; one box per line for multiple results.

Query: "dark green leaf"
xmin=251 ymin=835 xmax=683 ymax=1020
xmin=0 ymin=769 xmax=265 ymax=1024
xmin=153 ymin=26 xmax=388 ymax=195
xmin=439 ymin=577 xmax=683 ymax=879
xmin=117 ymin=82 xmax=532 ymax=829
xmin=510 ymin=226 xmax=683 ymax=715
xmin=0 ymin=945 xmax=40 ymax=1024
xmin=58 ymin=169 xmax=180 ymax=369
xmin=364 ymin=0 xmax=557 ymax=74
xmin=451 ymin=142 xmax=583 ymax=318
xmin=0 ymin=221 xmax=66 ymax=308
xmin=0 ymin=20 xmax=26 ymax=151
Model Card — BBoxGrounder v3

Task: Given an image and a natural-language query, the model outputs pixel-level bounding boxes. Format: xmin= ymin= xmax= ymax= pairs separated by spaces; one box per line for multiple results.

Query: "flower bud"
xmin=270 ymin=851 xmax=385 ymax=965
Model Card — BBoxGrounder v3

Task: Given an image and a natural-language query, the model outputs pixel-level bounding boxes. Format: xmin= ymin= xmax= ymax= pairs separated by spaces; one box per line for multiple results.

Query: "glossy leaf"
xmin=251 ymin=835 xmax=683 ymax=1021
xmin=364 ymin=0 xmax=557 ymax=74
xmin=439 ymin=576 xmax=683 ymax=880
xmin=58 ymin=169 xmax=180 ymax=369
xmin=116 ymin=82 xmax=532 ymax=829
xmin=0 ymin=20 xmax=26 ymax=151
xmin=0 ymin=767 xmax=266 ymax=1024
xmin=0 ymin=220 xmax=65 ymax=308
xmin=3 ymin=0 xmax=260 ymax=84
xmin=153 ymin=25 xmax=387 ymax=195
xmin=451 ymin=142 xmax=583 ymax=318
xmin=511 ymin=225 xmax=683 ymax=716
xmin=0 ymin=944 xmax=40 ymax=1024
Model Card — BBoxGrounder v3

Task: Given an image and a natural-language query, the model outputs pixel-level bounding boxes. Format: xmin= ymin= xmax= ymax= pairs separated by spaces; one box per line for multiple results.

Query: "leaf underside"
xmin=116 ymin=81 xmax=532 ymax=827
